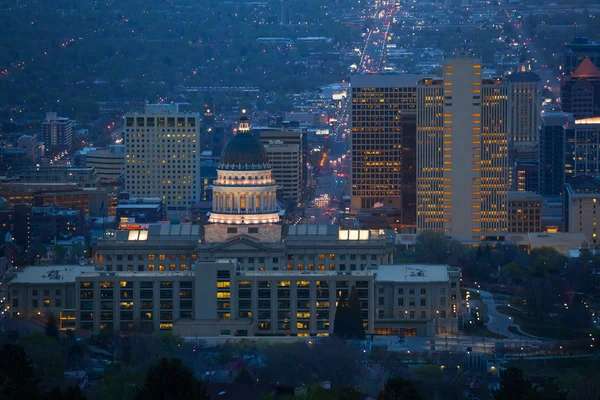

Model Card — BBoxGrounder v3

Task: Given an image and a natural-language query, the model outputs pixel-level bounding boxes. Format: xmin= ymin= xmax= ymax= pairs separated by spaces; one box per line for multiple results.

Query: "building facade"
xmin=259 ymin=131 xmax=304 ymax=206
xmin=560 ymin=57 xmax=600 ymax=120
xmin=507 ymin=69 xmax=541 ymax=151
xmin=8 ymin=262 xmax=461 ymax=337
xmin=538 ymin=111 xmax=573 ymax=197
xmin=350 ymin=74 xmax=420 ymax=224
xmin=416 ymin=55 xmax=509 ymax=242
xmin=124 ymin=104 xmax=201 ymax=219
xmin=93 ymin=224 xmax=200 ymax=272
xmin=507 ymin=191 xmax=542 ymax=234
xmin=564 ymin=37 xmax=600 ymax=75
xmin=84 ymin=145 xmax=125 ymax=183
xmin=565 ymin=176 xmax=600 ymax=248
xmin=565 ymin=118 xmax=600 ymax=181
xmin=41 ymin=112 xmax=73 ymax=150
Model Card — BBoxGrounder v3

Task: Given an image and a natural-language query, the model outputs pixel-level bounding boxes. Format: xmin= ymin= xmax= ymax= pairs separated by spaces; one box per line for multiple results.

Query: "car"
xmin=466 ymin=346 xmax=472 ymax=353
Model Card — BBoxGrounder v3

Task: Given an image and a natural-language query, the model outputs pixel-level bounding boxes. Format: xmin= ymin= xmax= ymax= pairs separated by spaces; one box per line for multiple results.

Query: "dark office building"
xmin=564 ymin=36 xmax=600 ymax=75
xmin=538 ymin=112 xmax=573 ymax=196
xmin=560 ymin=57 xmax=600 ymax=119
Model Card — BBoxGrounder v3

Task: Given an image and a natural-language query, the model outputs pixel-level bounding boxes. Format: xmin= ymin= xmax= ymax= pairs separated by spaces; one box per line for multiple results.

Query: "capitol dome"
xmin=209 ymin=111 xmax=279 ymax=225
xmin=219 ymin=128 xmax=269 ymax=169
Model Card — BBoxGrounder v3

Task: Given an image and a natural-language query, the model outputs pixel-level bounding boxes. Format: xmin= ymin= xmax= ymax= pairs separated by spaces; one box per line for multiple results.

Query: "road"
xmin=302 ymin=0 xmax=399 ymax=224
xmin=466 ymin=288 xmax=515 ymax=338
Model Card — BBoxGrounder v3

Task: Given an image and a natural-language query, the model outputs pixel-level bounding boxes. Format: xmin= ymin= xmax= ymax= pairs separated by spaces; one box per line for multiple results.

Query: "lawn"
xmin=498 ymin=309 xmax=592 ymax=341
xmin=507 ymin=326 xmax=525 ymax=337
xmin=504 ymin=357 xmax=598 ymax=379
xmin=463 ymin=325 xmax=507 ymax=339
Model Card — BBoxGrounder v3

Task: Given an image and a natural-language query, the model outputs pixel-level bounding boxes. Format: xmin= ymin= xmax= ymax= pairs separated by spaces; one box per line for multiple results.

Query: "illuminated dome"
xmin=218 ymin=113 xmax=269 ymax=170
xmin=209 ymin=111 xmax=279 ymax=225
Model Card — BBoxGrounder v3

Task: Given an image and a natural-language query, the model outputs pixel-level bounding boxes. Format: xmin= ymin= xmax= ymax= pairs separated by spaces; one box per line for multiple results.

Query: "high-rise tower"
xmin=416 ymin=55 xmax=508 ymax=242
xmin=124 ymin=103 xmax=201 ymax=219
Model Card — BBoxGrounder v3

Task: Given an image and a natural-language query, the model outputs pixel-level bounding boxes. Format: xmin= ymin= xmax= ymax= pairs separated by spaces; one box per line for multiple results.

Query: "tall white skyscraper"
xmin=416 ymin=55 xmax=508 ymax=242
xmin=124 ymin=103 xmax=201 ymax=219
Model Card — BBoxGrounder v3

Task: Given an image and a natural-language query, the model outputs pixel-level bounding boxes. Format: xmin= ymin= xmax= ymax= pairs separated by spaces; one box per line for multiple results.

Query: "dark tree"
xmin=234 ymin=369 xmax=255 ymax=385
xmin=46 ymin=385 xmax=87 ymax=400
xmin=563 ymin=294 xmax=591 ymax=330
xmin=347 ymin=286 xmax=366 ymax=340
xmin=383 ymin=377 xmax=421 ymax=400
xmin=334 ymin=287 xmax=366 ymax=340
xmin=134 ymin=357 xmax=209 ymax=400
xmin=333 ymin=294 xmax=350 ymax=339
xmin=493 ymin=367 xmax=533 ymax=400
xmin=45 ymin=313 xmax=60 ymax=339
xmin=0 ymin=344 xmax=38 ymax=400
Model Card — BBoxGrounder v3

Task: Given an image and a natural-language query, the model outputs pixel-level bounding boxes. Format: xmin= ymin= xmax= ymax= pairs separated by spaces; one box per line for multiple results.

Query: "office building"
xmin=32 ymin=188 xmax=113 ymax=218
xmin=7 ymin=265 xmax=99 ymax=329
xmin=560 ymin=57 xmax=600 ymax=119
xmin=124 ymin=103 xmax=201 ymax=219
xmin=41 ymin=112 xmax=73 ymax=150
xmin=350 ymin=74 xmax=419 ymax=231
xmin=565 ymin=117 xmax=600 ymax=181
xmin=507 ymin=191 xmax=542 ymax=234
xmin=565 ymin=175 xmax=600 ymax=248
xmin=116 ymin=197 xmax=165 ymax=223
xmin=82 ymin=145 xmax=125 ymax=183
xmin=507 ymin=69 xmax=541 ymax=151
xmin=0 ymin=201 xmax=31 ymax=252
xmin=538 ymin=111 xmax=573 ymax=197
xmin=513 ymin=161 xmax=538 ymax=193
xmin=260 ymin=131 xmax=302 ymax=205
xmin=8 ymin=261 xmax=461 ymax=337
xmin=416 ymin=55 xmax=509 ymax=242
xmin=564 ymin=36 xmax=600 ymax=75
xmin=5 ymin=166 xmax=99 ymax=187
xmin=30 ymin=206 xmax=86 ymax=246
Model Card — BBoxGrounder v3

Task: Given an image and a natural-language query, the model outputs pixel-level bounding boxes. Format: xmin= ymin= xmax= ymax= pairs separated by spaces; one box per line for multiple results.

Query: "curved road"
xmin=468 ymin=288 xmax=515 ymax=338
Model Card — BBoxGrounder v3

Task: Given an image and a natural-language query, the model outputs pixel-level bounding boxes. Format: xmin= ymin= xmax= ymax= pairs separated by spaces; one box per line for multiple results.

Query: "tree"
xmin=333 ymin=287 xmax=365 ymax=340
xmin=18 ymin=332 xmax=65 ymax=392
xmin=0 ymin=344 xmax=38 ymax=400
xmin=134 ymin=357 xmax=209 ymax=400
xmin=347 ymin=286 xmax=366 ymax=340
xmin=333 ymin=294 xmax=350 ymax=339
xmin=54 ymin=245 xmax=67 ymax=261
xmin=383 ymin=377 xmax=421 ymax=400
xmin=45 ymin=313 xmax=60 ymax=339
xmin=46 ymin=385 xmax=87 ymax=400
xmin=563 ymin=294 xmax=591 ymax=330
xmin=493 ymin=367 xmax=533 ymax=400
xmin=234 ymin=369 xmax=255 ymax=385
xmin=415 ymin=231 xmax=448 ymax=264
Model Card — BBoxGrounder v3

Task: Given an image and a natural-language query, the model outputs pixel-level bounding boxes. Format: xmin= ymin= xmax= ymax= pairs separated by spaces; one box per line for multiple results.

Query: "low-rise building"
xmin=507 ymin=191 xmax=542 ymax=234
xmin=565 ymin=175 xmax=600 ymax=248
xmin=8 ymin=261 xmax=461 ymax=337
xmin=7 ymin=265 xmax=99 ymax=329
xmin=93 ymin=224 xmax=200 ymax=272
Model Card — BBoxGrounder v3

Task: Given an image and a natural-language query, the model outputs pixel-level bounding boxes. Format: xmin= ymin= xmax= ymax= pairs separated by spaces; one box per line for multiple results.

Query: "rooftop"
xmin=10 ymin=265 xmax=99 ymax=285
xmin=374 ymin=264 xmax=451 ymax=283
xmin=105 ymin=224 xmax=201 ymax=241
xmin=507 ymin=191 xmax=542 ymax=201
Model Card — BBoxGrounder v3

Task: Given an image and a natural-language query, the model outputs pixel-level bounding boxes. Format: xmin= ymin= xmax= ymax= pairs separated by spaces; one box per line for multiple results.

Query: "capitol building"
xmin=8 ymin=112 xmax=461 ymax=338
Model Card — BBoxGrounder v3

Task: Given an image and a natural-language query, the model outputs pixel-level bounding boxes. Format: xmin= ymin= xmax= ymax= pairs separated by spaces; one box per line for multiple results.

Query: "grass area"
xmin=507 ymin=326 xmax=526 ymax=337
xmin=498 ymin=309 xmax=592 ymax=341
xmin=463 ymin=325 xmax=507 ymax=339
xmin=504 ymin=357 xmax=598 ymax=378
